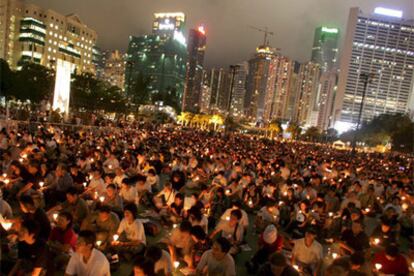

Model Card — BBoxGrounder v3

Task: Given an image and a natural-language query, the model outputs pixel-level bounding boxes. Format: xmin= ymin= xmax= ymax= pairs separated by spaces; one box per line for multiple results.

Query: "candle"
xmin=374 ymin=238 xmax=380 ymax=245
xmin=1 ymin=221 xmax=12 ymax=231
xmin=225 ymin=189 xmax=231 ymax=196
xmin=39 ymin=181 xmax=44 ymax=188
xmin=4 ymin=179 xmax=9 ymax=184
xmin=402 ymin=203 xmax=409 ymax=211
xmin=283 ymin=191 xmax=287 ymax=196
xmin=113 ymin=234 xmax=119 ymax=241
xmin=96 ymin=240 xmax=102 ymax=246
xmin=375 ymin=263 xmax=382 ymax=271
xmin=293 ymin=265 xmax=299 ymax=271
xmin=329 ymin=212 xmax=333 ymax=217
xmin=248 ymin=200 xmax=253 ymax=207
xmin=108 ymin=165 xmax=113 ymax=169
xmin=173 ymin=261 xmax=180 ymax=269
xmin=173 ymin=224 xmax=178 ymax=229
xmin=83 ymin=182 xmax=87 ymax=188
xmin=332 ymin=253 xmax=338 ymax=259
xmin=53 ymin=213 xmax=58 ymax=221
xmin=225 ymin=216 xmax=230 ymax=221
xmin=2 ymin=173 xmax=6 ymax=178
xmin=19 ymin=158 xmax=23 ymax=163
xmin=99 ymin=196 xmax=105 ymax=202
xmin=279 ymin=201 xmax=284 ymax=206
xmin=365 ymin=208 xmax=370 ymax=213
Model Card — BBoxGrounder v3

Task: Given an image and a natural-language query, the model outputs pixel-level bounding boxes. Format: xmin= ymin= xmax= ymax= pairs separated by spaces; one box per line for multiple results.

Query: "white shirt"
xmin=196 ymin=249 xmax=236 ymax=276
xmin=65 ymin=248 xmax=110 ymax=276
xmin=120 ymin=186 xmax=138 ymax=204
xmin=89 ymin=178 xmax=106 ymax=196
xmin=117 ymin=218 xmax=146 ymax=244
xmin=154 ymin=250 xmax=173 ymax=275
xmin=113 ymin=174 xmax=126 ymax=188
xmin=220 ymin=208 xmax=249 ymax=228
xmin=292 ymin=238 xmax=323 ymax=265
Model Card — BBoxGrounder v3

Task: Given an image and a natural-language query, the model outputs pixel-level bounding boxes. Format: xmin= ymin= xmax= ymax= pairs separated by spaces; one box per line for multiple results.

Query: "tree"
xmin=267 ymin=123 xmax=281 ymax=139
xmin=303 ymin=126 xmax=321 ymax=142
xmin=286 ymin=122 xmax=302 ymax=140
xmin=0 ymin=59 xmax=14 ymax=99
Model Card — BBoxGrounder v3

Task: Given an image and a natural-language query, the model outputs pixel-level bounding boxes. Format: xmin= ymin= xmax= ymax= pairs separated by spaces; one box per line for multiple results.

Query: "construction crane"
xmin=248 ymin=25 xmax=274 ymax=46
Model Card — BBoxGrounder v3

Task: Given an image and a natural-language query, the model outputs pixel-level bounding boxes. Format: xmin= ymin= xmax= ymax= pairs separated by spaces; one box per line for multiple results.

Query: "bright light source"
xmin=53 ymin=59 xmax=73 ymax=115
xmin=173 ymin=31 xmax=187 ymax=46
xmin=198 ymin=25 xmax=206 ymax=35
xmin=374 ymin=7 xmax=403 ymax=18
xmin=333 ymin=121 xmax=354 ymax=134
xmin=322 ymin=27 xmax=338 ymax=34
xmin=158 ymin=23 xmax=175 ymax=30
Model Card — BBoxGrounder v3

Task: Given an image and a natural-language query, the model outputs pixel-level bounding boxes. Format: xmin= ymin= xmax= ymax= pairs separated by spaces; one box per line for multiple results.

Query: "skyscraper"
xmin=182 ymin=26 xmax=207 ymax=113
xmin=205 ymin=68 xmax=229 ymax=112
xmin=104 ymin=50 xmax=125 ymax=90
xmin=125 ymin=12 xmax=187 ymax=106
xmin=0 ymin=0 xmax=97 ymax=74
xmin=311 ymin=26 xmax=339 ymax=72
xmin=229 ymin=62 xmax=248 ymax=118
xmin=333 ymin=7 xmax=414 ymax=132
xmin=245 ymin=45 xmax=277 ymax=122
xmin=317 ymin=70 xmax=338 ymax=130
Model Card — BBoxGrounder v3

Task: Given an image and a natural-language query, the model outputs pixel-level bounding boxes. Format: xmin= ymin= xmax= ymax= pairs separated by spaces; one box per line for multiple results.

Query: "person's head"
xmin=124 ymin=203 xmax=138 ymax=222
xmin=106 ymin=183 xmax=117 ymax=197
xmin=66 ymin=187 xmax=79 ymax=203
xmin=268 ymin=252 xmax=288 ymax=275
xmin=133 ymin=255 xmax=154 ymax=276
xmin=19 ymin=195 xmax=36 ymax=213
xmin=55 ymin=163 xmax=67 ymax=177
xmin=76 ymin=230 xmax=96 ymax=256
xmin=229 ymin=209 xmax=242 ymax=226
xmin=174 ymin=193 xmax=184 ymax=206
xmin=385 ymin=244 xmax=399 ymax=261
xmin=212 ymin=237 xmax=231 ymax=261
xmin=98 ymin=205 xmax=112 ymax=221
xmin=179 ymin=220 xmax=192 ymax=234
xmin=145 ymin=246 xmax=162 ymax=262
xmin=304 ymin=227 xmax=317 ymax=246
xmin=350 ymin=252 xmax=365 ymax=270
xmin=18 ymin=219 xmax=39 ymax=244
xmin=351 ymin=220 xmax=363 ymax=234
xmin=381 ymin=219 xmax=392 ymax=233
xmin=27 ymin=161 xmax=39 ymax=174
xmin=190 ymin=225 xmax=207 ymax=243
xmin=57 ymin=211 xmax=73 ymax=230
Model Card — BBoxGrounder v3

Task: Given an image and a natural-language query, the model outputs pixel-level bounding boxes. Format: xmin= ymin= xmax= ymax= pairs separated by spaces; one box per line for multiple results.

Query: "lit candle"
xmin=248 ymin=200 xmax=253 ymax=207
xmin=108 ymin=165 xmax=113 ymax=169
xmin=83 ymin=182 xmax=87 ymax=188
xmin=402 ymin=203 xmax=409 ymax=211
xmin=279 ymin=201 xmax=284 ymax=206
xmin=374 ymin=238 xmax=380 ymax=245
xmin=173 ymin=224 xmax=178 ymax=229
xmin=53 ymin=213 xmax=58 ymax=221
xmin=225 ymin=189 xmax=231 ymax=196
xmin=2 ymin=173 xmax=6 ymax=178
xmin=1 ymin=221 xmax=12 ymax=231
xmin=329 ymin=212 xmax=333 ymax=217
xmin=283 ymin=191 xmax=287 ymax=196
xmin=332 ymin=253 xmax=338 ymax=259
xmin=293 ymin=265 xmax=299 ymax=271
xmin=375 ymin=263 xmax=382 ymax=271
xmin=96 ymin=240 xmax=102 ymax=246
xmin=19 ymin=158 xmax=23 ymax=163
xmin=365 ymin=208 xmax=370 ymax=213
xmin=113 ymin=234 xmax=119 ymax=241
xmin=99 ymin=196 xmax=105 ymax=202
xmin=173 ymin=261 xmax=180 ymax=269
xmin=4 ymin=179 xmax=10 ymax=184
xmin=39 ymin=181 xmax=44 ymax=188
xmin=225 ymin=216 xmax=230 ymax=221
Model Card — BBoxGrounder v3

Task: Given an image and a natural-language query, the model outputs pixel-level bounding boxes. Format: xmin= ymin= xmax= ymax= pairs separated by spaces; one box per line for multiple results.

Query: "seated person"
xmin=255 ymin=200 xmax=279 ymax=232
xmin=133 ymin=255 xmax=155 ymax=276
xmin=9 ymin=219 xmax=52 ymax=276
xmin=196 ymin=237 xmax=236 ymax=276
xmin=246 ymin=224 xmax=283 ymax=273
xmin=258 ymin=252 xmax=299 ymax=276
xmin=48 ymin=187 xmax=89 ymax=229
xmin=119 ymin=178 xmax=138 ymax=205
xmin=48 ymin=211 xmax=77 ymax=267
xmin=169 ymin=193 xmax=184 ymax=223
xmin=210 ymin=209 xmax=244 ymax=255
xmin=190 ymin=225 xmax=211 ymax=269
xmin=167 ymin=220 xmax=194 ymax=267
xmin=102 ymin=184 xmax=123 ymax=216
xmin=145 ymin=245 xmax=173 ymax=276
xmin=18 ymin=195 xmax=51 ymax=242
xmin=339 ymin=220 xmax=369 ymax=255
xmin=372 ymin=244 xmax=409 ymax=275
xmin=111 ymin=203 xmax=146 ymax=258
xmin=65 ymin=230 xmax=110 ymax=276
xmin=291 ymin=227 xmax=323 ymax=275
xmin=81 ymin=205 xmax=120 ymax=250
xmin=154 ymin=182 xmax=177 ymax=209
xmin=371 ymin=217 xmax=397 ymax=249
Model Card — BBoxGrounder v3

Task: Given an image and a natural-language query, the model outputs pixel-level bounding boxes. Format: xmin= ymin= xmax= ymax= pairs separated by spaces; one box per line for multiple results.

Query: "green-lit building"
xmin=125 ymin=13 xmax=188 ymax=104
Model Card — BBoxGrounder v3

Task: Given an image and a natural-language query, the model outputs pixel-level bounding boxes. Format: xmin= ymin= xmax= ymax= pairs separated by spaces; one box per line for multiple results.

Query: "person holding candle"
xmin=372 ymin=244 xmax=409 ymax=275
xmin=196 ymin=237 xmax=236 ymax=276
xmin=210 ymin=209 xmax=243 ymax=256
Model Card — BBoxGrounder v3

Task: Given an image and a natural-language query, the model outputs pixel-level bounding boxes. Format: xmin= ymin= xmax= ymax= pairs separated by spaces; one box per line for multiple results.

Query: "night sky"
xmin=31 ymin=0 xmax=413 ymax=68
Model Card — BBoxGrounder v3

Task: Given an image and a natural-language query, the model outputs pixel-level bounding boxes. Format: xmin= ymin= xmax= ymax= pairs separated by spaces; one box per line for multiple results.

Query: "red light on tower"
xmin=198 ymin=25 xmax=206 ymax=35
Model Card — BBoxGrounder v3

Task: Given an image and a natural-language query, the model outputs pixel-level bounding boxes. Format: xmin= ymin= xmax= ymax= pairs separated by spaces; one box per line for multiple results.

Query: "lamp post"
xmin=351 ymin=72 xmax=375 ymax=154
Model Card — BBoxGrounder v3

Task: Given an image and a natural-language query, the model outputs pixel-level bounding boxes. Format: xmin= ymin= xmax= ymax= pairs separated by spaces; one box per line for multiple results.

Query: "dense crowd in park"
xmin=0 ymin=120 xmax=413 ymax=276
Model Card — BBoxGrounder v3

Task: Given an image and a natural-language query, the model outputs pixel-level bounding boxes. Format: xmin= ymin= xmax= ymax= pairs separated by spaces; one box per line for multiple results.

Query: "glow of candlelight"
xmin=375 ymin=263 xmax=382 ymax=270
xmin=332 ymin=253 xmax=338 ymax=259
xmin=99 ymin=196 xmax=105 ymax=202
xmin=329 ymin=212 xmax=333 ymax=217
xmin=53 ymin=213 xmax=58 ymax=221
xmin=293 ymin=265 xmax=299 ymax=271
xmin=173 ymin=224 xmax=178 ymax=229
xmin=1 ymin=221 xmax=12 ymax=231
xmin=225 ymin=216 xmax=230 ymax=221
xmin=174 ymin=261 xmax=180 ymax=269
xmin=4 ymin=179 xmax=10 ymax=184
xmin=83 ymin=182 xmax=87 ymax=188
xmin=2 ymin=173 xmax=6 ymax=178
xmin=113 ymin=234 xmax=119 ymax=241
xmin=374 ymin=238 xmax=380 ymax=245
xmin=108 ymin=165 xmax=113 ymax=169
xmin=39 ymin=181 xmax=44 ymax=188
xmin=96 ymin=240 xmax=102 ymax=246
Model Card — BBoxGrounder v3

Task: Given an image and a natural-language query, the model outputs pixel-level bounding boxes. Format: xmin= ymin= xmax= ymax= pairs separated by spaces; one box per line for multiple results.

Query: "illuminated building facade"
xmin=104 ymin=50 xmax=125 ymax=90
xmin=333 ymin=7 xmax=414 ymax=132
xmin=317 ymin=70 xmax=338 ymax=130
xmin=229 ymin=62 xmax=248 ymax=118
xmin=182 ymin=26 xmax=206 ymax=113
xmin=125 ymin=12 xmax=187 ymax=102
xmin=0 ymin=0 xmax=97 ymax=74
xmin=311 ymin=26 xmax=339 ymax=72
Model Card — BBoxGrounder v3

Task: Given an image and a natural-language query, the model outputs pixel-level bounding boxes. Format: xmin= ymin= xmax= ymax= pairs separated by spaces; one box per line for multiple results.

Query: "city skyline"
xmin=30 ymin=0 xmax=413 ymax=67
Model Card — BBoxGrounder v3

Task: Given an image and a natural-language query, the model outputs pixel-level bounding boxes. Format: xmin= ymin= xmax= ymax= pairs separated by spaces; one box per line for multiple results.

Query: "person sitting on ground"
xmin=196 ymin=237 xmax=236 ymax=276
xmin=133 ymin=255 xmax=155 ymax=276
xmin=166 ymin=220 xmax=194 ymax=267
xmin=65 ymin=230 xmax=110 ymax=276
xmin=258 ymin=252 xmax=300 ymax=276
xmin=210 ymin=209 xmax=244 ymax=255
xmin=339 ymin=220 xmax=369 ymax=255
xmin=190 ymin=225 xmax=211 ymax=269
xmin=371 ymin=244 xmax=409 ymax=275
xmin=145 ymin=245 xmax=173 ymax=276
xmin=291 ymin=227 xmax=323 ymax=275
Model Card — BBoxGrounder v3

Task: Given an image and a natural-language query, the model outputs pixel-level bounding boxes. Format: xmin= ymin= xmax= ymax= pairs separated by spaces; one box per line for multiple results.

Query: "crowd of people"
xmin=0 ymin=120 xmax=413 ymax=276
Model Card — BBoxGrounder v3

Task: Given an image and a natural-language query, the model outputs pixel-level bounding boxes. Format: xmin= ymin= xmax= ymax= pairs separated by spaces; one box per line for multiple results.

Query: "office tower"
xmin=245 ymin=45 xmax=277 ymax=122
xmin=333 ymin=7 xmax=414 ymax=132
xmin=228 ymin=62 xmax=248 ymax=118
xmin=293 ymin=61 xmax=321 ymax=126
xmin=0 ymin=0 xmax=97 ymax=74
xmin=103 ymin=50 xmax=125 ymax=90
xmin=317 ymin=70 xmax=338 ymax=130
xmin=125 ymin=12 xmax=187 ymax=104
xmin=204 ymin=68 xmax=228 ymax=112
xmin=92 ymin=46 xmax=107 ymax=80
xmin=263 ymin=56 xmax=297 ymax=122
xmin=311 ymin=26 xmax=339 ymax=72
xmin=182 ymin=26 xmax=207 ymax=113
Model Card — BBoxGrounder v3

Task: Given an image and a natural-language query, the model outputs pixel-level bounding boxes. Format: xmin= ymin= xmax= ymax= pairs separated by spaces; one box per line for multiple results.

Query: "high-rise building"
xmin=293 ymin=61 xmax=321 ymax=126
xmin=104 ymin=50 xmax=125 ymax=90
xmin=333 ymin=7 xmax=414 ymax=132
xmin=317 ymin=70 xmax=338 ymax=130
xmin=263 ymin=56 xmax=298 ymax=122
xmin=125 ymin=12 xmax=187 ymax=104
xmin=92 ymin=46 xmax=107 ymax=79
xmin=0 ymin=0 xmax=97 ymax=74
xmin=311 ymin=26 xmax=339 ymax=72
xmin=245 ymin=45 xmax=277 ymax=122
xmin=229 ymin=62 xmax=248 ymax=118
xmin=205 ymin=68 xmax=229 ymax=112
xmin=182 ymin=26 xmax=207 ymax=113
xmin=153 ymin=12 xmax=185 ymax=37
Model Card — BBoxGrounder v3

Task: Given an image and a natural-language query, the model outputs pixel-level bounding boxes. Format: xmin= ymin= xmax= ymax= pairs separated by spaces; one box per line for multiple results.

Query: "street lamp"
xmin=351 ymin=72 xmax=375 ymax=154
